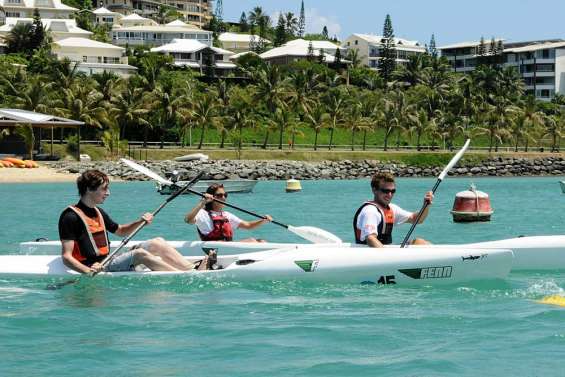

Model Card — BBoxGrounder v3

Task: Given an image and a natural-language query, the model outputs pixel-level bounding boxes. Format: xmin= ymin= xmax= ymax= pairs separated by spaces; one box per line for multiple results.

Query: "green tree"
xmin=31 ymin=8 xmax=46 ymax=50
xmin=323 ymin=87 xmax=346 ymax=150
xmin=298 ymin=0 xmax=305 ymax=37
xmin=322 ymin=26 xmax=329 ymax=39
xmin=274 ymin=14 xmax=287 ymax=47
xmin=284 ymin=12 xmax=298 ymax=37
xmin=192 ymin=92 xmax=219 ymax=149
xmin=304 ymin=101 xmax=329 ymax=150
xmin=428 ymin=34 xmax=437 ymax=58
xmin=379 ymin=14 xmax=396 ymax=82
xmin=239 ymin=12 xmax=249 ymax=32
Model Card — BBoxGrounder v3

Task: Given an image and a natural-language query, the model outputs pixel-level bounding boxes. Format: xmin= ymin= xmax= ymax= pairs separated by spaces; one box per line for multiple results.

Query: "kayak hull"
xmin=0 ymin=246 xmax=513 ymax=286
xmin=18 ymin=235 xmax=565 ymax=271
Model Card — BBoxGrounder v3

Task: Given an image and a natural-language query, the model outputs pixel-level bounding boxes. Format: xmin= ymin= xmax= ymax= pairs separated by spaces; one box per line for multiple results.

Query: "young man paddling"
xmin=185 ymin=183 xmax=273 ymax=242
xmin=58 ymin=169 xmax=208 ymax=274
xmin=353 ymin=173 xmax=433 ymax=247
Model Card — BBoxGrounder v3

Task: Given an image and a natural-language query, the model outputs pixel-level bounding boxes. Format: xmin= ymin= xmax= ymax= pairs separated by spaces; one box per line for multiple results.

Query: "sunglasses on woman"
xmin=214 ymin=192 xmax=228 ymax=198
xmin=379 ymin=188 xmax=396 ymax=194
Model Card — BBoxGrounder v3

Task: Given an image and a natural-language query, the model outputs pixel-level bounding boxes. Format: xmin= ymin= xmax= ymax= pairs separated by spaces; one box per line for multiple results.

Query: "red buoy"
xmin=451 ymin=184 xmax=493 ymax=222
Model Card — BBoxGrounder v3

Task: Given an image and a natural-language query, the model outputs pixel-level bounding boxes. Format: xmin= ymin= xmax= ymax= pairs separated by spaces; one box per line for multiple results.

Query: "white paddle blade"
xmin=438 ymin=139 xmax=471 ymax=181
xmin=120 ymin=158 xmax=174 ymax=186
xmin=288 ymin=225 xmax=342 ymax=244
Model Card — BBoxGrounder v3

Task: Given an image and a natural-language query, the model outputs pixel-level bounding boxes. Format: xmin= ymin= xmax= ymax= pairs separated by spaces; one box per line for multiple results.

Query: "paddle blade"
xmin=438 ymin=139 xmax=471 ymax=181
xmin=537 ymin=295 xmax=565 ymax=307
xmin=120 ymin=158 xmax=173 ymax=186
xmin=288 ymin=225 xmax=342 ymax=244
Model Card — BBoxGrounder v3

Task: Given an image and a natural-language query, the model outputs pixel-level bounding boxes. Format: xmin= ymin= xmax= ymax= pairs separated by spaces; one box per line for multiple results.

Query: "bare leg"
xmin=143 ymin=237 xmax=195 ymax=270
xmin=133 ymin=249 xmax=179 ymax=271
xmin=410 ymin=238 xmax=431 ymax=245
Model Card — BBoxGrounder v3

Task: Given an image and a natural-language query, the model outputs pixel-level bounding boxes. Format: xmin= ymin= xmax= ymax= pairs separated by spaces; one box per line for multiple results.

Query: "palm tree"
xmin=519 ymin=96 xmax=546 ymax=152
xmin=225 ymin=86 xmax=255 ymax=155
xmin=323 ymin=88 xmax=346 ymax=150
xmin=304 ymin=100 xmax=329 ymax=151
xmin=108 ymin=82 xmax=151 ymax=140
xmin=5 ymin=22 xmax=34 ymax=55
xmin=251 ymin=64 xmax=289 ymax=148
xmin=148 ymin=81 xmax=185 ymax=148
xmin=269 ymin=106 xmax=297 ymax=150
xmin=289 ymin=68 xmax=320 ymax=119
xmin=284 ymin=12 xmax=298 ymax=36
xmin=343 ymin=97 xmax=369 ymax=151
xmin=542 ymin=114 xmax=563 ymax=152
xmin=192 ymin=91 xmax=219 ymax=149
xmin=409 ymin=109 xmax=435 ymax=151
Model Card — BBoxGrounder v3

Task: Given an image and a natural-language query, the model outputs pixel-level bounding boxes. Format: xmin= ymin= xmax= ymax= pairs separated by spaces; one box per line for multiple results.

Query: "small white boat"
xmin=0 ymin=245 xmax=513 ymax=286
xmin=173 ymin=153 xmax=209 ymax=162
xmin=157 ymin=179 xmax=258 ymax=195
xmin=560 ymin=181 xmax=565 ymax=193
xmin=18 ymin=235 xmax=565 ymax=272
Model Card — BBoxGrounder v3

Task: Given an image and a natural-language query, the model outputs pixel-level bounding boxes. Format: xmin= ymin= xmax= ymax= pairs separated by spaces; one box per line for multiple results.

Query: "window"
xmin=5 ymin=12 xmax=21 ymax=17
xmin=83 ymin=56 xmax=88 ymax=62
xmin=354 ymin=40 xmax=358 ymax=45
xmin=6 ymin=0 xmax=21 ymax=4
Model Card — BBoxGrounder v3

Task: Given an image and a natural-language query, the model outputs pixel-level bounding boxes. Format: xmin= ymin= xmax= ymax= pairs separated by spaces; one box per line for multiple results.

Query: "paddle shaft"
xmin=97 ymin=171 xmax=205 ymax=271
xmin=399 ymin=179 xmax=440 ymax=248
xmin=187 ymin=188 xmax=288 ymax=229
xmin=400 ymin=139 xmax=470 ymax=248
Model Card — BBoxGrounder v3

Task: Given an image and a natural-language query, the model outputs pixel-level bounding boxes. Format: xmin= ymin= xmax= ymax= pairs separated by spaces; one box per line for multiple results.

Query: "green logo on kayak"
xmin=295 ymin=260 xmax=319 ymax=272
xmin=398 ymin=266 xmax=453 ymax=279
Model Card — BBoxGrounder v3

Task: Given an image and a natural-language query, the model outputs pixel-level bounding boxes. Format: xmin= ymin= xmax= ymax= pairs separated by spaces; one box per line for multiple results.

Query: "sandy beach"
xmin=0 ymin=165 xmax=79 ymax=183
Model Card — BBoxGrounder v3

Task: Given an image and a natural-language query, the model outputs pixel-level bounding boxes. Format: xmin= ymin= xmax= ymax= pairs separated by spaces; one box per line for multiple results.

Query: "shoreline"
xmin=0 ymin=166 xmax=79 ymax=183
xmin=1 ymin=157 xmax=564 ymax=183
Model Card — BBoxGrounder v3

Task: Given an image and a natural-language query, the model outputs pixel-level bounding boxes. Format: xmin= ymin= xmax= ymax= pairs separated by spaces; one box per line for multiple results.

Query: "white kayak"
xmin=0 ymin=245 xmax=513 ymax=286
xmin=18 ymin=235 xmax=565 ymax=271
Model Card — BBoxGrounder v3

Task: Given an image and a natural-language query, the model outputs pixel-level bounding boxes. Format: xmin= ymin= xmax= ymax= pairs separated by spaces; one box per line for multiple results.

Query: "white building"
xmin=341 ymin=34 xmax=426 ymax=69
xmin=111 ymin=18 xmax=212 ymax=47
xmin=92 ymin=7 xmax=122 ymax=26
xmin=438 ymin=39 xmax=504 ymax=73
xmin=504 ymin=41 xmax=565 ymax=100
xmin=151 ymin=39 xmax=236 ymax=75
xmin=0 ymin=0 xmax=77 ymax=21
xmin=218 ymin=32 xmax=271 ymax=54
xmin=439 ymin=39 xmax=565 ymax=100
xmin=0 ymin=18 xmax=92 ymax=41
xmin=259 ymin=38 xmax=346 ymax=65
xmin=52 ymin=37 xmax=137 ymax=77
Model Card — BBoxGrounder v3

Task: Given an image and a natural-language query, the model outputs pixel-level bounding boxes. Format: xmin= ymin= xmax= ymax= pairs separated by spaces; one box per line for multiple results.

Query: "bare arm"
xmin=61 ymin=240 xmax=99 ymax=274
xmin=115 ymin=213 xmax=153 ymax=237
xmin=238 ymin=215 xmax=272 ymax=230
xmin=185 ymin=195 xmax=211 ymax=224
xmin=407 ymin=191 xmax=434 ymax=224
xmin=366 ymin=234 xmax=385 ymax=248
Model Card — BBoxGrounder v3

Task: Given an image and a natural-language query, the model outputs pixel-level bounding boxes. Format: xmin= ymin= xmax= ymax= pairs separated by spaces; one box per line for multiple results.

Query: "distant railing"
xmin=56 ymin=139 xmax=558 ymax=156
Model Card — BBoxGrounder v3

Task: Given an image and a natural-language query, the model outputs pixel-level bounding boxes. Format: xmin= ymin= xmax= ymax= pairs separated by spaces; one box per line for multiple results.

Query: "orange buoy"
xmin=451 ymin=184 xmax=493 ymax=222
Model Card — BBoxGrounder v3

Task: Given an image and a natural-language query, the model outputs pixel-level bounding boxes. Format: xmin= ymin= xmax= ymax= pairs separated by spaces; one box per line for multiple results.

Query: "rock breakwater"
xmin=44 ymin=156 xmax=565 ymax=181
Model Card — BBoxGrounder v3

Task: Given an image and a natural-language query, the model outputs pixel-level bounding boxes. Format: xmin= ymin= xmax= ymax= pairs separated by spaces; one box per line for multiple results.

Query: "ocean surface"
xmin=0 ymin=176 xmax=564 ymax=376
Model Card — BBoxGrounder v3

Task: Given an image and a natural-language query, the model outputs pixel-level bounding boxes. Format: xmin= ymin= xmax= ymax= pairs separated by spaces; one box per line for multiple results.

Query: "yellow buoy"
xmin=285 ymin=178 xmax=302 ymax=193
xmin=537 ymin=295 xmax=565 ymax=307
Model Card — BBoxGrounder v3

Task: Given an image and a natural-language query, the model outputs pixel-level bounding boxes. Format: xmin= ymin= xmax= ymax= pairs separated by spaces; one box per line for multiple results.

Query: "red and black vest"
xmin=353 ymin=202 xmax=394 ymax=245
xmin=198 ymin=210 xmax=234 ymax=241
xmin=68 ymin=205 xmax=110 ymax=263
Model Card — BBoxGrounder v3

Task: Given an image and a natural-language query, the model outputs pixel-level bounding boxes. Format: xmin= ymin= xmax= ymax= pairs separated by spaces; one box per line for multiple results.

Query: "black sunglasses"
xmin=214 ymin=192 xmax=228 ymax=198
xmin=379 ymin=188 xmax=396 ymax=194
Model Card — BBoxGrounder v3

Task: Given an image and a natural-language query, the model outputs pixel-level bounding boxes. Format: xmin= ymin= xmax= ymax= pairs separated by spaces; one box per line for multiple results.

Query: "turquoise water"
xmin=1 ymin=177 xmax=564 ymax=376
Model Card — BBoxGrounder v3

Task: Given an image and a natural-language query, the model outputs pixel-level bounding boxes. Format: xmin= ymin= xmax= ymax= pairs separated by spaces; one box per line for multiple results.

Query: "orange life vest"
xmin=353 ymin=201 xmax=395 ymax=245
xmin=68 ymin=205 xmax=110 ymax=263
xmin=197 ymin=211 xmax=234 ymax=241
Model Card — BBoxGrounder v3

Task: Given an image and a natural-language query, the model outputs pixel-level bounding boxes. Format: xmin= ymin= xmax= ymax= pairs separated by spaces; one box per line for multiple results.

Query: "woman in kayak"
xmin=185 ymin=183 xmax=272 ymax=242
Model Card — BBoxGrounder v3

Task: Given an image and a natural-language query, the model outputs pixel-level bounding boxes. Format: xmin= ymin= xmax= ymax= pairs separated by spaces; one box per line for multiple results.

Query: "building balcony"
xmin=521 ymin=71 xmax=555 ymax=78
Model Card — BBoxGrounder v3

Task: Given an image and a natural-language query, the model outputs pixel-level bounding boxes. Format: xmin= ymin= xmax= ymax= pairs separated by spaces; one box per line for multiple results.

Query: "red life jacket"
xmin=198 ymin=210 xmax=234 ymax=241
xmin=353 ymin=201 xmax=395 ymax=245
xmin=67 ymin=205 xmax=110 ymax=263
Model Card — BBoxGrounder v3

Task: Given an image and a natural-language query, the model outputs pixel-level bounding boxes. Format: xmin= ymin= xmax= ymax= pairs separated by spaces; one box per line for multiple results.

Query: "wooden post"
xmin=77 ymin=125 xmax=81 ymax=161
